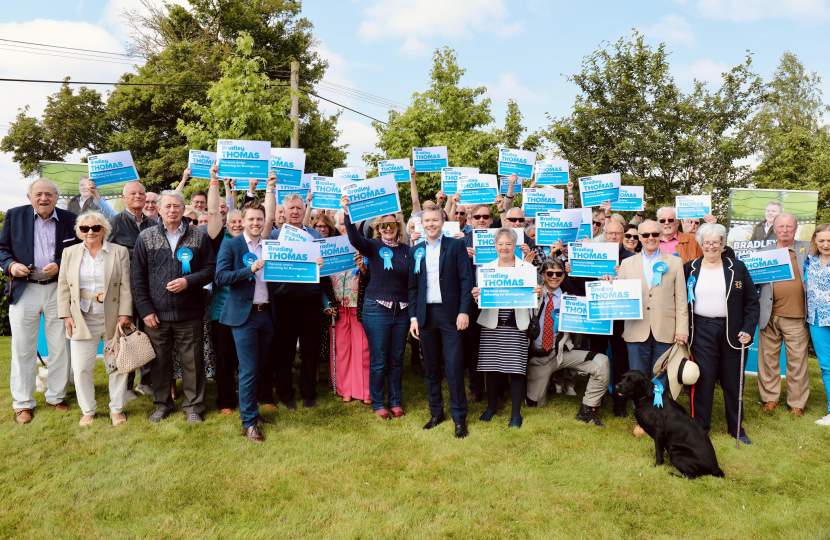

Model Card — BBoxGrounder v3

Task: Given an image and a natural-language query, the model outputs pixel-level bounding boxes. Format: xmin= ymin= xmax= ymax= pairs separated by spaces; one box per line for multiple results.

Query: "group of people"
xmin=3 ymin=165 xmax=830 ymax=445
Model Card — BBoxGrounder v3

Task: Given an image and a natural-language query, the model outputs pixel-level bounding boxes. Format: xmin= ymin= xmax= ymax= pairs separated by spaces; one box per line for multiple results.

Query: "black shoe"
xmin=281 ymin=399 xmax=297 ymax=410
xmin=185 ymin=413 xmax=204 ymax=425
xmin=302 ymin=398 xmax=316 ymax=409
xmin=575 ymin=404 xmax=605 ymax=428
xmin=613 ymin=401 xmax=628 ymax=418
xmin=454 ymin=422 xmax=469 ymax=439
xmin=147 ymin=410 xmax=170 ymax=423
xmin=423 ymin=414 xmax=444 ymax=430
xmin=508 ymin=417 xmax=523 ymax=428
xmin=479 ymin=409 xmax=495 ymax=422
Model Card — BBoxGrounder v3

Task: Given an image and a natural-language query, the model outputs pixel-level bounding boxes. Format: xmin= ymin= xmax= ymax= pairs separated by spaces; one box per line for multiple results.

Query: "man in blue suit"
xmin=0 ymin=179 xmax=79 ymax=423
xmin=409 ymin=205 xmax=474 ymax=438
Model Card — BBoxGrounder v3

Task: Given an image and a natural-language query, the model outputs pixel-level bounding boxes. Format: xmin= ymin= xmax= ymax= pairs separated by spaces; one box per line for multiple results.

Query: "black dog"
xmin=615 ymin=370 xmax=724 ymax=479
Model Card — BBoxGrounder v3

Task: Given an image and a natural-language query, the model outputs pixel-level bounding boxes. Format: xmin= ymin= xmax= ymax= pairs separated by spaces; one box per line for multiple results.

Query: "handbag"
xmin=115 ymin=324 xmax=156 ymax=374
xmin=526 ymin=307 xmax=541 ymax=342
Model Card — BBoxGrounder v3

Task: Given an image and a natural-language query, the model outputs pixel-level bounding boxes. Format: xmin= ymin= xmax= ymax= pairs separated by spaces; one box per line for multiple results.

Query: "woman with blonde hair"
xmin=58 ymin=212 xmax=133 ymax=426
xmin=804 ymin=223 xmax=830 ymax=425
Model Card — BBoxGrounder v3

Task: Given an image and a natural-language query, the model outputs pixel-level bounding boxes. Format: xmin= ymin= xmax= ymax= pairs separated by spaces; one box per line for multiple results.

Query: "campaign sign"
xmin=343 ymin=176 xmax=402 ymax=222
xmin=262 ymin=240 xmax=320 ymax=283
xmin=578 ymin=172 xmax=621 ymax=206
xmin=737 ymin=248 xmax=795 ymax=284
xmin=536 ymin=209 xmax=582 ymax=245
xmin=412 ymin=146 xmax=448 ymax=172
xmin=558 ymin=295 xmax=613 ymax=335
xmin=269 ymin=148 xmax=305 ymax=187
xmin=534 ymin=159 xmax=569 ymax=186
xmin=333 ymin=166 xmax=367 ymax=182
xmin=477 ymin=266 xmax=538 ymax=309
xmin=458 ymin=174 xmax=499 ymax=205
xmin=441 ymin=167 xmax=479 ymax=195
xmin=569 ymin=242 xmax=619 ymax=278
xmin=310 ymin=176 xmax=348 ymax=210
xmin=377 ymin=159 xmax=410 ymax=183
xmin=415 ymin=220 xmax=460 ymax=238
xmin=280 ymin=224 xmax=313 ymax=243
xmin=577 ymin=208 xmax=594 ymax=240
xmin=275 ymin=175 xmax=311 ymax=205
xmin=87 ymin=150 xmax=140 ymax=186
xmin=216 ymin=139 xmax=270 ymax=186
xmin=472 ymin=228 xmax=524 ymax=264
xmin=315 ymin=236 xmax=358 ymax=277
xmin=522 ymin=188 xmax=564 ymax=218
xmin=611 ymin=186 xmax=644 ymax=212
xmin=676 ymin=195 xmax=712 ymax=219
xmin=188 ymin=150 xmax=216 ymax=180
xmin=498 ymin=148 xmax=536 ymax=179
xmin=499 ymin=176 xmax=523 ymax=195
xmin=585 ymin=279 xmax=643 ymax=320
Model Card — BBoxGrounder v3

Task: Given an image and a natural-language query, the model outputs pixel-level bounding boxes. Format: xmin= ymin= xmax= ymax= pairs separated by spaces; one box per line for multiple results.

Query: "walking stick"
xmin=736 ymin=342 xmax=746 ymax=449
xmin=330 ymin=311 xmax=337 ymax=395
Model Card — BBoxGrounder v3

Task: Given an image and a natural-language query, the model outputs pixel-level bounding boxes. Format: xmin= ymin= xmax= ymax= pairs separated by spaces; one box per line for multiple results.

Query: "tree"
xmin=753 ymin=52 xmax=830 ymax=222
xmin=365 ymin=47 xmax=542 ymax=217
xmin=546 ymin=32 xmax=763 ymax=216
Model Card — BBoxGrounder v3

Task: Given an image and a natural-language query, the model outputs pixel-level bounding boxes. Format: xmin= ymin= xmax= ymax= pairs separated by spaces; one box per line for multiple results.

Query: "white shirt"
xmin=693 ymin=266 xmax=727 ymax=318
xmin=244 ymin=233 xmax=269 ymax=304
xmin=165 ymin=221 xmax=186 ymax=254
xmin=425 ymin=234 xmax=443 ymax=304
xmin=79 ymin=241 xmax=109 ymax=314
xmin=532 ymin=286 xmax=561 ymax=350
xmin=641 ymin=249 xmax=661 ymax=288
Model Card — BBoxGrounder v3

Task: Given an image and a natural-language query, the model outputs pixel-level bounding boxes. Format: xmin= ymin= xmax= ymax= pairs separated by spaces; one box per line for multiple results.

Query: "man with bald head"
xmin=0 ymin=179 xmax=80 ymax=423
xmin=756 ymin=213 xmax=811 ymax=416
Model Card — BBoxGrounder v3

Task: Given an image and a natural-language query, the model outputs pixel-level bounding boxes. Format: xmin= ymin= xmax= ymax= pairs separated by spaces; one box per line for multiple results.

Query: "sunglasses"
xmin=379 ymin=222 xmax=398 ymax=230
xmin=658 ymin=218 xmax=675 ymax=224
xmin=79 ymin=225 xmax=103 ymax=233
xmin=455 ymin=211 xmax=466 ymax=216
xmin=624 ymin=233 xmax=638 ymax=239
xmin=472 ymin=214 xmax=491 ymax=220
xmin=640 ymin=232 xmax=661 ymax=238
xmin=544 ymin=271 xmax=565 ymax=278
xmin=592 ymin=221 xmax=603 ymax=227
xmin=506 ymin=217 xmax=525 ymax=223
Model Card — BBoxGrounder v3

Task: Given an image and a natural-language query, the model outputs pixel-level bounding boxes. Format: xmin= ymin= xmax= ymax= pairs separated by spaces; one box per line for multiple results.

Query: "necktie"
xmin=542 ymin=293 xmax=555 ymax=351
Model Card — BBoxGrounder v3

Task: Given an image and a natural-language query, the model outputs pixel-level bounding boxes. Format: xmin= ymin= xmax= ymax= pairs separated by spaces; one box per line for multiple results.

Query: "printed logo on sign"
xmin=563 ymin=297 xmax=587 ymax=314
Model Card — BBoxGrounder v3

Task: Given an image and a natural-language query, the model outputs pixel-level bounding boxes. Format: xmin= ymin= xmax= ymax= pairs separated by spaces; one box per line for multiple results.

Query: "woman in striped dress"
xmin=472 ymin=228 xmax=542 ymax=428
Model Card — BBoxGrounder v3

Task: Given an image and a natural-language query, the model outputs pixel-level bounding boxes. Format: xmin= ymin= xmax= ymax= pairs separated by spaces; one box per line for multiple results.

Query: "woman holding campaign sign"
xmin=803 ymin=224 xmax=830 ymax=426
xmin=471 ymin=228 xmax=542 ymax=428
xmin=684 ymin=223 xmax=759 ymax=445
xmin=341 ymin=195 xmax=410 ymax=420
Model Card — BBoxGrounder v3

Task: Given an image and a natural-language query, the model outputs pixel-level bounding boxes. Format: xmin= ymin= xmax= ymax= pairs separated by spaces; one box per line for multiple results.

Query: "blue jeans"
xmin=809 ymin=324 xmax=830 ymax=414
xmin=231 ymin=310 xmax=274 ymax=429
xmin=361 ymin=298 xmax=408 ymax=410
xmin=627 ymin=332 xmax=673 ymax=379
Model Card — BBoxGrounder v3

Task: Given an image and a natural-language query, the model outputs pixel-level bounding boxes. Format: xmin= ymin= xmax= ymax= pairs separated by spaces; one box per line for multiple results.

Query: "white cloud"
xmin=697 ymin=0 xmax=830 ymax=22
xmin=338 ymin=119 xmax=379 ymax=169
xmin=358 ymin=0 xmax=521 ymax=56
xmin=642 ymin=14 xmax=696 ymax=47
xmin=483 ymin=73 xmax=546 ymax=105
xmin=674 ymin=59 xmax=730 ymax=84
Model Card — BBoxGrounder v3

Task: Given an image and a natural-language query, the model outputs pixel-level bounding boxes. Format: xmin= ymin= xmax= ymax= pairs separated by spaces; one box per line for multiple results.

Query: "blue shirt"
xmin=425 ymin=234 xmax=443 ymax=304
xmin=642 ymin=249 xmax=661 ymax=288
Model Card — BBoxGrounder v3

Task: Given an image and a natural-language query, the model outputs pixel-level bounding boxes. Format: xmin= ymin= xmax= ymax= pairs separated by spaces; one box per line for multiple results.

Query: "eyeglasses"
xmin=472 ymin=214 xmax=491 ymax=220
xmin=544 ymin=271 xmax=564 ymax=278
xmin=506 ymin=217 xmax=525 ymax=223
xmin=659 ymin=219 xmax=675 ymax=224
xmin=701 ymin=242 xmax=722 ymax=248
xmin=624 ymin=233 xmax=638 ymax=239
xmin=379 ymin=222 xmax=398 ymax=230
xmin=640 ymin=232 xmax=661 ymax=238
xmin=145 ymin=201 xmax=158 ymax=205
xmin=592 ymin=221 xmax=603 ymax=227
xmin=79 ymin=225 xmax=103 ymax=233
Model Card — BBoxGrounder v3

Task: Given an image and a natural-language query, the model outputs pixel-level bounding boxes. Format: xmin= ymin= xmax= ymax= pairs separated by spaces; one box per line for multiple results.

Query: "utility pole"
xmin=290 ymin=60 xmax=299 ymax=148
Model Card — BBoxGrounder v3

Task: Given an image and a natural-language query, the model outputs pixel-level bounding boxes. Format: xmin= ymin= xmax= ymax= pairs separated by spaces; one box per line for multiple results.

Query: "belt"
xmin=79 ymin=291 xmax=104 ymax=303
xmin=27 ymin=276 xmax=58 ymax=285
xmin=529 ymin=348 xmax=553 ymax=358
xmin=252 ymin=303 xmax=270 ymax=312
xmin=694 ymin=315 xmax=725 ymax=322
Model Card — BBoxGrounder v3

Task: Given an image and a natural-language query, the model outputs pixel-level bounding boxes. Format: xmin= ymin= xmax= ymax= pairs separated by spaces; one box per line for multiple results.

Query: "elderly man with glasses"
xmin=656 ymin=206 xmax=703 ymax=263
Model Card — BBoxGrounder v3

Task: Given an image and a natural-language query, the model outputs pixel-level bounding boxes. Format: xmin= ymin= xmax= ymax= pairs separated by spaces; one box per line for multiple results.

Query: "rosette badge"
xmin=243 ymin=252 xmax=257 ymax=280
xmin=413 ymin=247 xmax=425 ymax=274
xmin=652 ymin=261 xmax=668 ymax=286
xmin=379 ymin=247 xmax=394 ymax=270
xmin=177 ymin=247 xmax=194 ymax=274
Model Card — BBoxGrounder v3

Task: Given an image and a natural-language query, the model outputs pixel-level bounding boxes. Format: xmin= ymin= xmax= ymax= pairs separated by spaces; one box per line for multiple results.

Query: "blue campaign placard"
xmin=412 ymin=146 xmax=448 ymax=173
xmin=578 ymin=173 xmax=621 ymax=206
xmin=377 ymin=158 xmax=410 ymax=183
xmin=498 ymin=148 xmax=536 ymax=179
xmin=471 ymin=228 xmax=524 ymax=264
xmin=499 ymin=176 xmax=525 ymax=195
xmin=568 ymin=242 xmax=619 ymax=278
xmin=558 ymin=295 xmax=613 ymax=335
xmin=344 ymin=176 xmax=402 ymax=222
xmin=334 ymin=166 xmax=367 ymax=182
xmin=315 ymin=236 xmax=358 ymax=277
xmin=310 ymin=176 xmax=348 ymax=211
xmin=87 ymin=150 xmax=140 ymax=186
xmin=477 ymin=266 xmax=538 ymax=309
xmin=188 ymin=150 xmax=216 ymax=179
xmin=262 ymin=240 xmax=320 ymax=283
xmin=676 ymin=195 xmax=712 ymax=219
xmin=479 ymin=287 xmax=537 ymax=308
xmin=458 ymin=174 xmax=498 ymax=205
xmin=535 ymin=210 xmax=582 ymax=246
xmin=738 ymin=248 xmax=795 ymax=284
xmin=270 ymin=148 xmax=306 ymax=187
xmin=441 ymin=167 xmax=478 ymax=195
xmin=521 ymin=188 xmax=564 ymax=217
xmin=585 ymin=279 xmax=643 ymax=320
xmin=217 ymin=140 xmax=271 ymax=186
xmin=611 ymin=186 xmax=644 ymax=212
xmin=534 ymin=159 xmax=569 ymax=186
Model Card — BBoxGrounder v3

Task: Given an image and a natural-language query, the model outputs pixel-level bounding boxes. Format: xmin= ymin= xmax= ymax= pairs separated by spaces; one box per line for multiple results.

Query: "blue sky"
xmin=1 ymin=0 xmax=829 ymax=209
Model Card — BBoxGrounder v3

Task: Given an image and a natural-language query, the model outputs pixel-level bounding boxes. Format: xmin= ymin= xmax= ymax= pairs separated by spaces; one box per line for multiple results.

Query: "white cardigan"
xmin=476 ymin=257 xmax=539 ymax=331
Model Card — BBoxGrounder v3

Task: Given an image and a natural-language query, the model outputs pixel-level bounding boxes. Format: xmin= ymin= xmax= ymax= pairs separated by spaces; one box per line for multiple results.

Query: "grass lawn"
xmin=1 ymin=336 xmax=829 ymax=539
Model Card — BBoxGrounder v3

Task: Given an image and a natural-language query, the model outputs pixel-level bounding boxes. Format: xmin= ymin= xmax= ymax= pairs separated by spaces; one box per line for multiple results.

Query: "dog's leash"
xmin=736 ymin=342 xmax=746 ymax=450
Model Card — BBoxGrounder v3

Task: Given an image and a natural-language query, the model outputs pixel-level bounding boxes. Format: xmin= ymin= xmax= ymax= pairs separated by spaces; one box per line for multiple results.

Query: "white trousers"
xmin=9 ymin=281 xmax=70 ymax=410
xmin=70 ymin=312 xmax=128 ymax=415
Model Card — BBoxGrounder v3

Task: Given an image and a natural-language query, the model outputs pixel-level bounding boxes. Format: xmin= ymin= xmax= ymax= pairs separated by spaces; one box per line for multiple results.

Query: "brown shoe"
xmin=633 ymin=424 xmax=646 ymax=437
xmin=790 ymin=407 xmax=805 ymax=417
xmin=262 ymin=403 xmax=277 ymax=411
xmin=242 ymin=425 xmax=264 ymax=442
xmin=14 ymin=408 xmax=32 ymax=424
xmin=762 ymin=401 xmax=779 ymax=413
xmin=220 ymin=408 xmax=233 ymax=416
xmin=467 ymin=394 xmax=483 ymax=404
xmin=45 ymin=401 xmax=70 ymax=412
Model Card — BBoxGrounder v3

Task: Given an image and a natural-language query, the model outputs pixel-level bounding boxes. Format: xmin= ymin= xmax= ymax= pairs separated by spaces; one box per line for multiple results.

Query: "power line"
xmin=302 ymin=89 xmax=386 ymax=124
xmin=0 ymin=42 xmax=143 ymax=64
xmin=0 ymin=38 xmax=136 ymax=58
xmin=0 ymin=45 xmax=143 ymax=66
xmin=307 ymin=77 xmax=408 ymax=109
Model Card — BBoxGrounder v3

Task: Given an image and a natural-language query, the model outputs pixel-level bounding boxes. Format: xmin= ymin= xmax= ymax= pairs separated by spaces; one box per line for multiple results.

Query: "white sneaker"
xmin=565 ymin=386 xmax=577 ymax=396
xmin=814 ymin=414 xmax=830 ymax=426
xmin=554 ymin=384 xmax=563 ymax=394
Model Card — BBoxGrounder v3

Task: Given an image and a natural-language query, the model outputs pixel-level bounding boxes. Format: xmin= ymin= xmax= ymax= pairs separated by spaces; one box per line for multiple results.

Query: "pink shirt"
xmin=659 ymin=233 xmax=679 ymax=256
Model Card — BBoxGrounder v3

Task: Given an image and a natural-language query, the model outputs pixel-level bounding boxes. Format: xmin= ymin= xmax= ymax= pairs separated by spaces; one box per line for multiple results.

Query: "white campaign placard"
xmin=188 ymin=150 xmax=216 ymax=180
xmin=441 ymin=167 xmax=479 ymax=195
xmin=568 ymin=242 xmax=619 ymax=278
xmin=280 ymin=224 xmax=314 ymax=243
xmin=578 ymin=172 xmax=621 ymax=206
xmin=522 ymin=188 xmax=564 ymax=217
xmin=499 ymin=175 xmax=523 ymax=195
xmin=676 ymin=195 xmax=712 ymax=219
xmin=216 ymin=139 xmax=271 ymax=187
xmin=343 ymin=176 xmax=402 ymax=222
xmin=315 ymin=236 xmax=358 ymax=277
xmin=262 ymin=239 xmax=320 ymax=283
xmin=558 ymin=295 xmax=613 ymax=335
xmin=611 ymin=186 xmax=644 ymax=212
xmin=477 ymin=266 xmax=538 ymax=309
xmin=377 ymin=158 xmax=410 ymax=183
xmin=536 ymin=209 xmax=583 ymax=245
xmin=333 ymin=166 xmax=367 ymax=182
xmin=577 ymin=207 xmax=594 ymax=241
xmin=275 ymin=174 xmax=312 ymax=204
xmin=458 ymin=174 xmax=499 ymax=205
xmin=498 ymin=148 xmax=536 ymax=179
xmin=310 ymin=176 xmax=349 ymax=210
xmin=269 ymin=148 xmax=306 ymax=187
xmin=87 ymin=150 xmax=140 ymax=186
xmin=412 ymin=146 xmax=448 ymax=172
xmin=585 ymin=279 xmax=643 ymax=320
xmin=472 ymin=228 xmax=524 ymax=265
xmin=534 ymin=159 xmax=569 ymax=186
xmin=737 ymin=248 xmax=795 ymax=284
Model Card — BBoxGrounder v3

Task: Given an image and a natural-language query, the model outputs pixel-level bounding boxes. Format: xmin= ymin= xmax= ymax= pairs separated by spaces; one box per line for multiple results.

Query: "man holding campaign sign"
xmin=88 ymin=150 xmax=140 ymax=186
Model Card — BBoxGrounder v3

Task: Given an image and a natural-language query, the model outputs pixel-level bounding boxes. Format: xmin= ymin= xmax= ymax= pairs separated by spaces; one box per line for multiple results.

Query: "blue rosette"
xmin=687 ymin=275 xmax=696 ymax=303
xmin=379 ymin=247 xmax=394 ymax=270
xmin=652 ymin=379 xmax=664 ymax=408
xmin=243 ymin=252 xmax=257 ymax=281
xmin=652 ymin=261 xmax=668 ymax=286
xmin=176 ymin=247 xmax=193 ymax=275
xmin=413 ymin=247 xmax=425 ymax=274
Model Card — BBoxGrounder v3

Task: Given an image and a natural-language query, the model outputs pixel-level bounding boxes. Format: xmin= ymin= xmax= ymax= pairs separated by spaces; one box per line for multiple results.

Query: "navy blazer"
xmin=214 ymin=234 xmax=278 ymax=326
xmin=407 ymin=236 xmax=473 ymax=326
xmin=0 ymin=205 xmax=80 ymax=304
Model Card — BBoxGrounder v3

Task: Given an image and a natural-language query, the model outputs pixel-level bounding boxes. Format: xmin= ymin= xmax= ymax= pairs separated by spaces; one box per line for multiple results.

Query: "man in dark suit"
xmin=0 ymin=179 xmax=79 ymax=423
xmin=409 ymin=205 xmax=474 ymax=438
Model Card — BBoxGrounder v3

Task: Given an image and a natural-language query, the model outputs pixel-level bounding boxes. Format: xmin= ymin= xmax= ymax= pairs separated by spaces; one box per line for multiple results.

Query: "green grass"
xmin=1 ymin=337 xmax=830 ymax=539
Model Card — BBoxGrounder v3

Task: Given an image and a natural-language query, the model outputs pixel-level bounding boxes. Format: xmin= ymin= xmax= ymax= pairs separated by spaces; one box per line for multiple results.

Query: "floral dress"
xmin=804 ymin=254 xmax=830 ymax=327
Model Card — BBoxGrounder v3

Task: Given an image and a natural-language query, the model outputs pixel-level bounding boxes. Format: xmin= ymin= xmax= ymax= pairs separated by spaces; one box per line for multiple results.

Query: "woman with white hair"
xmin=57 ymin=212 xmax=133 ymax=426
xmin=684 ymin=222 xmax=760 ymax=445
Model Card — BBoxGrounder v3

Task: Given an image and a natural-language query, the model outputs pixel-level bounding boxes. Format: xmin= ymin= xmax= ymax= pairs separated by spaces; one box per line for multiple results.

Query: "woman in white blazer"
xmin=57 ymin=212 xmax=133 ymax=427
xmin=471 ymin=227 xmax=541 ymax=428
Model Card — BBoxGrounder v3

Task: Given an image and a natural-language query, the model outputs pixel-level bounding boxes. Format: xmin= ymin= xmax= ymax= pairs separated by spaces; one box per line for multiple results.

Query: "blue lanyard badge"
xmin=652 ymin=261 xmax=668 ymax=286
xmin=243 ymin=252 xmax=257 ymax=280
xmin=379 ymin=247 xmax=393 ymax=270
xmin=177 ymin=247 xmax=193 ymax=274
xmin=413 ymin=247 xmax=425 ymax=274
